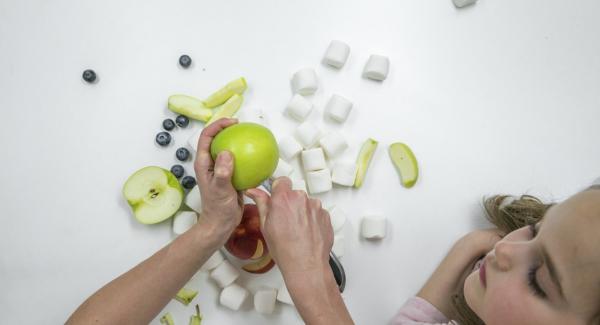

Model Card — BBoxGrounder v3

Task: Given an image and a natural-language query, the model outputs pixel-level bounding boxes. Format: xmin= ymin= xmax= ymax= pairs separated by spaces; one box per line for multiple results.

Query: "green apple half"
xmin=210 ymin=123 xmax=279 ymax=190
xmin=122 ymin=166 xmax=184 ymax=224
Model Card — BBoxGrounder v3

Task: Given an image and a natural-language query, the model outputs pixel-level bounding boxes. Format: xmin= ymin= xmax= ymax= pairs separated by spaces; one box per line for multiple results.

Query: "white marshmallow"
xmin=592 ymin=177 xmax=600 ymax=186
xmin=276 ymin=284 xmax=294 ymax=305
xmin=331 ymin=162 xmax=357 ymax=187
xmin=319 ymin=132 xmax=349 ymax=158
xmin=294 ymin=121 xmax=321 ymax=148
xmin=172 ymin=211 xmax=198 ymax=235
xmin=201 ymin=250 xmax=225 ymax=271
xmin=363 ymin=55 xmax=390 ymax=81
xmin=325 ymin=94 xmax=353 ymax=123
xmin=238 ymin=107 xmax=268 ymax=126
xmin=278 ymin=136 xmax=303 ymax=160
xmin=185 ymin=185 xmax=202 ymax=213
xmin=272 ymin=159 xmax=293 ymax=179
xmin=332 ymin=234 xmax=345 ymax=257
xmin=453 ymin=0 xmax=477 ymax=8
xmin=323 ymin=40 xmax=350 ymax=69
xmin=301 ymin=148 xmax=327 ymax=172
xmin=187 ymin=128 xmax=203 ymax=152
xmin=328 ymin=206 xmax=347 ymax=233
xmin=254 ymin=289 xmax=277 ymax=314
xmin=291 ymin=68 xmax=318 ymax=95
xmin=292 ymin=179 xmax=307 ymax=192
xmin=220 ymin=283 xmax=249 ymax=311
xmin=210 ymin=260 xmax=240 ymax=288
xmin=285 ymin=94 xmax=313 ymax=121
xmin=306 ymin=169 xmax=332 ymax=194
xmin=360 ymin=216 xmax=387 ymax=239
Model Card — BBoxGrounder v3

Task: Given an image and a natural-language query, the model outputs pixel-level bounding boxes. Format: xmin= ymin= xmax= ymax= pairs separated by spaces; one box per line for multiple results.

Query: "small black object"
xmin=175 ymin=115 xmax=189 ymax=128
xmin=82 ymin=69 xmax=97 ymax=83
xmin=179 ymin=55 xmax=192 ymax=68
xmin=176 ymin=147 xmax=190 ymax=161
xmin=163 ymin=119 xmax=176 ymax=131
xmin=155 ymin=132 xmax=171 ymax=146
xmin=170 ymin=165 xmax=185 ymax=178
xmin=181 ymin=176 xmax=196 ymax=189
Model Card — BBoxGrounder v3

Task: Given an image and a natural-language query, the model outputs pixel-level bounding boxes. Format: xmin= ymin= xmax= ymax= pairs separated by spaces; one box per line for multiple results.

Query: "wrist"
xmin=191 ymin=215 xmax=233 ymax=248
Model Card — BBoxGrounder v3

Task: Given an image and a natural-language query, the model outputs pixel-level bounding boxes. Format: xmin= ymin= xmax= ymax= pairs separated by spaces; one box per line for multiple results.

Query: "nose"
xmin=492 ymin=241 xmax=517 ymax=271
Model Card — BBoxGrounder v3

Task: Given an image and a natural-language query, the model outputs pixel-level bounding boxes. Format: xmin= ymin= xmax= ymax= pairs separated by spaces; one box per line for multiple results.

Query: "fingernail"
xmin=218 ymin=151 xmax=232 ymax=163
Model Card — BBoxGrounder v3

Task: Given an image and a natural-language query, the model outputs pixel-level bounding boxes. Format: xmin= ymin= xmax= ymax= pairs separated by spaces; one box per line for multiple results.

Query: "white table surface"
xmin=1 ymin=0 xmax=599 ymax=323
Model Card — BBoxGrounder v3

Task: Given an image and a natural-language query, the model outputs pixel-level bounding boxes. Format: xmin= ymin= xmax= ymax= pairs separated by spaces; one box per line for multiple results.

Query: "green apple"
xmin=203 ymin=77 xmax=247 ymax=108
xmin=205 ymin=94 xmax=243 ymax=126
xmin=175 ymin=287 xmax=198 ymax=306
xmin=160 ymin=313 xmax=174 ymax=325
xmin=389 ymin=142 xmax=419 ymax=188
xmin=168 ymin=94 xmax=213 ymax=122
xmin=354 ymin=138 xmax=378 ymax=188
xmin=189 ymin=305 xmax=203 ymax=325
xmin=210 ymin=123 xmax=278 ymax=190
xmin=122 ymin=166 xmax=184 ymax=224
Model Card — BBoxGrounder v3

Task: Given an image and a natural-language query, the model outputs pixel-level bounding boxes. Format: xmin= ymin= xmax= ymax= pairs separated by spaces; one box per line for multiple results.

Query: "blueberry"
xmin=163 ymin=119 xmax=176 ymax=131
xmin=176 ymin=147 xmax=190 ymax=161
xmin=179 ymin=55 xmax=192 ymax=68
xmin=181 ymin=176 xmax=196 ymax=189
xmin=155 ymin=132 xmax=171 ymax=146
xmin=170 ymin=164 xmax=185 ymax=178
xmin=82 ymin=69 xmax=97 ymax=83
xmin=175 ymin=115 xmax=189 ymax=128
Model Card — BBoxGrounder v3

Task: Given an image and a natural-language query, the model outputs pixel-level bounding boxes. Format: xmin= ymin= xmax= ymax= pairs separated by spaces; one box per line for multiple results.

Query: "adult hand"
xmin=245 ymin=177 xmax=333 ymax=276
xmin=194 ymin=118 xmax=243 ymax=242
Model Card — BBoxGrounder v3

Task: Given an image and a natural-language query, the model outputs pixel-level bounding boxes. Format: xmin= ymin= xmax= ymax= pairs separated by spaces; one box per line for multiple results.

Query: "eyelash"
xmin=527 ymin=224 xmax=547 ymax=298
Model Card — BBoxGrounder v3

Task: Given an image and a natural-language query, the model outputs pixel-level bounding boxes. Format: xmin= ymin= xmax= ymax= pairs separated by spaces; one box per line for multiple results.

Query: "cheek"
xmin=482 ymin=279 xmax=535 ymax=325
xmin=463 ymin=271 xmax=483 ymax=313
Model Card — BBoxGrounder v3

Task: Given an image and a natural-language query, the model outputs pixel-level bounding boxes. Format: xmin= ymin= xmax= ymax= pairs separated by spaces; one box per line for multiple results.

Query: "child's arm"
xmin=417 ymin=229 xmax=502 ymax=319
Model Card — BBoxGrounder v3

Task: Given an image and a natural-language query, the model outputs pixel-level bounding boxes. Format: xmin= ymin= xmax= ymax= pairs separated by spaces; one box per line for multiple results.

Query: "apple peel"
xmin=189 ymin=304 xmax=203 ymax=325
xmin=242 ymin=253 xmax=275 ymax=274
xmin=203 ymin=77 xmax=247 ymax=108
xmin=160 ymin=312 xmax=174 ymax=325
xmin=205 ymin=93 xmax=243 ymax=126
xmin=354 ymin=138 xmax=378 ymax=188
xmin=174 ymin=287 xmax=198 ymax=306
xmin=388 ymin=142 xmax=418 ymax=188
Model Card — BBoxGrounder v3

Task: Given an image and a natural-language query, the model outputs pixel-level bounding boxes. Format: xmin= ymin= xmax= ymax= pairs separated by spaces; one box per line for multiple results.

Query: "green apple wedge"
xmin=189 ymin=304 xmax=203 ymax=325
xmin=354 ymin=138 xmax=378 ymax=188
xmin=203 ymin=77 xmax=247 ymax=108
xmin=123 ymin=166 xmax=184 ymax=224
xmin=175 ymin=288 xmax=198 ymax=306
xmin=168 ymin=94 xmax=213 ymax=122
xmin=389 ymin=142 xmax=419 ymax=188
xmin=205 ymin=94 xmax=243 ymax=126
xmin=160 ymin=313 xmax=175 ymax=325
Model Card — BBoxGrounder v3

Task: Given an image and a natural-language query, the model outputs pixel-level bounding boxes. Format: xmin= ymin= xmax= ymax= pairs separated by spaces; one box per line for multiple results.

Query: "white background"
xmin=1 ymin=0 xmax=599 ymax=323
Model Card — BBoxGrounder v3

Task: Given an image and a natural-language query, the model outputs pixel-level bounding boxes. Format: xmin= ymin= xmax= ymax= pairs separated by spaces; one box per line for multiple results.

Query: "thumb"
xmin=213 ymin=151 xmax=234 ymax=187
xmin=245 ymin=188 xmax=270 ymax=229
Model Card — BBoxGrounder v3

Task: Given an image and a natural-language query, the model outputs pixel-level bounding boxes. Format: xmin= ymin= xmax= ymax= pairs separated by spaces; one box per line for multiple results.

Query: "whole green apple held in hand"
xmin=210 ymin=122 xmax=279 ymax=190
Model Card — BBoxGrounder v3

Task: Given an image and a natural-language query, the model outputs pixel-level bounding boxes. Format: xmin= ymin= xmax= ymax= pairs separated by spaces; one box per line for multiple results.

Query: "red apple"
xmin=225 ymin=204 xmax=268 ymax=260
xmin=242 ymin=253 xmax=275 ymax=274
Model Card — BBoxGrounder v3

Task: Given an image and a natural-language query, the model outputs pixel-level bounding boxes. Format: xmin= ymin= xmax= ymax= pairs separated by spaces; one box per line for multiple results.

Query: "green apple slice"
xmin=205 ymin=94 xmax=243 ymax=126
xmin=168 ymin=95 xmax=213 ymax=122
xmin=189 ymin=304 xmax=203 ymax=325
xmin=354 ymin=138 xmax=378 ymax=188
xmin=123 ymin=166 xmax=184 ymax=224
xmin=389 ymin=142 xmax=419 ymax=188
xmin=174 ymin=288 xmax=198 ymax=306
xmin=203 ymin=77 xmax=247 ymax=108
xmin=160 ymin=313 xmax=175 ymax=325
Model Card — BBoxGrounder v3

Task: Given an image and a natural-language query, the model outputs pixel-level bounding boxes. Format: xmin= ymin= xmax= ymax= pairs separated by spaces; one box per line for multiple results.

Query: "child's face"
xmin=464 ymin=189 xmax=600 ymax=325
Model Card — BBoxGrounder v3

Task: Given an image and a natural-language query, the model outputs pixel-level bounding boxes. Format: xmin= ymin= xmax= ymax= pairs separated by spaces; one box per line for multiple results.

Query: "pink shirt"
xmin=390 ymin=297 xmax=456 ymax=325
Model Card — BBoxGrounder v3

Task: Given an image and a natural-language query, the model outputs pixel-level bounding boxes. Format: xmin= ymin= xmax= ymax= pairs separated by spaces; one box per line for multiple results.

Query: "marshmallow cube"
xmin=185 ymin=185 xmax=202 ymax=213
xmin=323 ymin=40 xmax=350 ymax=68
xmin=360 ymin=216 xmax=387 ymax=240
xmin=291 ymin=68 xmax=318 ymax=95
xmin=201 ymin=250 xmax=225 ymax=271
xmin=319 ymin=132 xmax=349 ymax=158
xmin=172 ymin=211 xmax=198 ymax=235
xmin=278 ymin=136 xmax=303 ymax=160
xmin=453 ymin=0 xmax=477 ymax=8
xmin=325 ymin=94 xmax=353 ymax=123
xmin=285 ymin=94 xmax=313 ymax=121
xmin=331 ymin=162 xmax=357 ymax=187
xmin=187 ymin=128 xmax=203 ymax=152
xmin=301 ymin=148 xmax=327 ymax=172
xmin=328 ymin=206 xmax=347 ymax=233
xmin=254 ymin=289 xmax=277 ymax=314
xmin=332 ymin=234 xmax=345 ymax=257
xmin=272 ymin=159 xmax=294 ymax=179
xmin=239 ymin=108 xmax=268 ymax=126
xmin=306 ymin=169 xmax=332 ymax=194
xmin=292 ymin=179 xmax=307 ymax=192
xmin=220 ymin=284 xmax=249 ymax=311
xmin=276 ymin=284 xmax=294 ymax=305
xmin=294 ymin=121 xmax=320 ymax=148
xmin=210 ymin=260 xmax=240 ymax=288
xmin=363 ymin=55 xmax=390 ymax=81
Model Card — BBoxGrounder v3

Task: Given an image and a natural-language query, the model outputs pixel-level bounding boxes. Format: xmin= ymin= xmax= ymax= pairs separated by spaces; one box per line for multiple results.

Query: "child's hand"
xmin=193 ymin=118 xmax=244 ymax=241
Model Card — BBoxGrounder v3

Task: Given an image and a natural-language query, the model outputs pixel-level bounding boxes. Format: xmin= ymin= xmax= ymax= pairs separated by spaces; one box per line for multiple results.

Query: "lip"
xmin=479 ymin=259 xmax=487 ymax=288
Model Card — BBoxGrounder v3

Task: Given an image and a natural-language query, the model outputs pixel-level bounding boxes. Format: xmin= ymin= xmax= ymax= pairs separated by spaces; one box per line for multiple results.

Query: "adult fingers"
xmin=212 ymin=151 xmax=234 ymax=188
xmin=271 ymin=176 xmax=292 ymax=195
xmin=245 ymin=188 xmax=270 ymax=229
xmin=194 ymin=118 xmax=238 ymax=180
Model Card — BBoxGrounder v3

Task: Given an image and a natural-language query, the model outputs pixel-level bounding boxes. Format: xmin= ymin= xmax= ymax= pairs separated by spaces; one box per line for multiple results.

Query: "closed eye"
xmin=528 ymin=224 xmax=547 ymax=299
